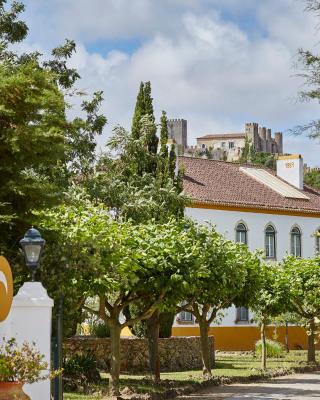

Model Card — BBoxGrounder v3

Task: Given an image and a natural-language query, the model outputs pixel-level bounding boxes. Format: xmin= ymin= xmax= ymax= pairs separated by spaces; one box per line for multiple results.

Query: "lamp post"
xmin=20 ymin=227 xmax=46 ymax=281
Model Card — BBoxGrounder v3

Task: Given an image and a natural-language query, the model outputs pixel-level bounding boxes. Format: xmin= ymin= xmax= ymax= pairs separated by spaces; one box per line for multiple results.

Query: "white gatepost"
xmin=10 ymin=282 xmax=54 ymax=400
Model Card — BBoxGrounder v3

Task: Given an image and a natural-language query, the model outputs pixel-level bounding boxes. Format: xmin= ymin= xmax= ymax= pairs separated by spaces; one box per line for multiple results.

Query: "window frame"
xmin=265 ymin=224 xmax=276 ymax=260
xmin=316 ymin=229 xmax=320 ymax=255
xmin=236 ymin=306 xmax=249 ymax=323
xmin=290 ymin=226 xmax=302 ymax=258
xmin=179 ymin=311 xmax=193 ymax=323
xmin=235 ymin=222 xmax=248 ymax=245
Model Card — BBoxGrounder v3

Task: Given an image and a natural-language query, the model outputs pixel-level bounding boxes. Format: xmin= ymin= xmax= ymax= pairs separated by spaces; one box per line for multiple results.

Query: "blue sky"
xmin=21 ymin=0 xmax=320 ymax=166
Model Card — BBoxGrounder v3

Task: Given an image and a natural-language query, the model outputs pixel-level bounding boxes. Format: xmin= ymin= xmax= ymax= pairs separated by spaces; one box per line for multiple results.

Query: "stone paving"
xmin=180 ymin=372 xmax=320 ymax=399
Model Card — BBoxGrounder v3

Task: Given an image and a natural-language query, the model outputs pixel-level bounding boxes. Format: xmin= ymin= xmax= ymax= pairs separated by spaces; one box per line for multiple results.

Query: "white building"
xmin=172 ymin=155 xmax=320 ymax=350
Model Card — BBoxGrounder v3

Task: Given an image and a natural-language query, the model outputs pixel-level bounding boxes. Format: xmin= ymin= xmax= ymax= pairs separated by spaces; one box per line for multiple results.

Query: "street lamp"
xmin=20 ymin=227 xmax=46 ymax=281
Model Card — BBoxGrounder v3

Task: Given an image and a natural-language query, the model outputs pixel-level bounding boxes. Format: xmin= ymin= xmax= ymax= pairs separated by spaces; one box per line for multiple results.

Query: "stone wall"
xmin=64 ymin=336 xmax=214 ymax=372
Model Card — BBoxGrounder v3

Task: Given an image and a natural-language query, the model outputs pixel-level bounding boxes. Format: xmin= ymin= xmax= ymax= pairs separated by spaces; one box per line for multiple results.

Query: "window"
xmin=201 ymin=143 xmax=206 ymax=149
xmin=291 ymin=227 xmax=302 ymax=257
xmin=316 ymin=230 xmax=320 ymax=254
xmin=229 ymin=141 xmax=235 ymax=149
xmin=236 ymin=223 xmax=247 ymax=244
xmin=236 ymin=307 xmax=249 ymax=322
xmin=179 ymin=311 xmax=193 ymax=322
xmin=265 ymin=225 xmax=276 ymax=259
xmin=221 ymin=142 xmax=226 ymax=148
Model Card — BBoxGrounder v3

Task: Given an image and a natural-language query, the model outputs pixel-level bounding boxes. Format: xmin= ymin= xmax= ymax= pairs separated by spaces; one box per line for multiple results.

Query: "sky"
xmin=20 ymin=0 xmax=320 ymax=166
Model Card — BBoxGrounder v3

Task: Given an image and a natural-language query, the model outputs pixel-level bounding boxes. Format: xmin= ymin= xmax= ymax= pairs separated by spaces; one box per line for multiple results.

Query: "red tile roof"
xmin=197 ymin=133 xmax=245 ymax=140
xmin=179 ymin=156 xmax=320 ymax=215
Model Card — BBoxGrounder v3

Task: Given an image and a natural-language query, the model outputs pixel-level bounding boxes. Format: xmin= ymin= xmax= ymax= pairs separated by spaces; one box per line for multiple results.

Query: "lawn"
xmin=64 ymin=350 xmax=319 ymax=400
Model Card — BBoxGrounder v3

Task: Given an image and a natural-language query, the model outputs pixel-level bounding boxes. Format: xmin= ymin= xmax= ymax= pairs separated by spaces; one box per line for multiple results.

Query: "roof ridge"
xmin=178 ymin=156 xmax=275 ymax=172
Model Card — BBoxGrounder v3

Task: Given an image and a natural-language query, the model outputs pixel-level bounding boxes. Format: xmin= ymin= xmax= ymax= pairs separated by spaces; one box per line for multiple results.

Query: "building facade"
xmin=172 ymin=155 xmax=320 ymax=350
xmin=196 ymin=122 xmax=283 ymax=161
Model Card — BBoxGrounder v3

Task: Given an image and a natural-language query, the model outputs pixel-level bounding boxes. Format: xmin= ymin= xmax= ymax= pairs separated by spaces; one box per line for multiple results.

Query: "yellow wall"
xmin=172 ymin=326 xmax=320 ymax=351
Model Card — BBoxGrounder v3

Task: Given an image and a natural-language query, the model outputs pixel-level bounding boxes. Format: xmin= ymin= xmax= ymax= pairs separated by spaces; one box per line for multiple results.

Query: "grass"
xmin=64 ymin=350 xmax=319 ymax=400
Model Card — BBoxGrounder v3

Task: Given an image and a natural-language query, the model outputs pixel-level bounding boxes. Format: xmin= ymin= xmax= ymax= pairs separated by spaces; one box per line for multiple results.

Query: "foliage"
xmin=0 ymin=1 xmax=107 ymax=338
xmin=0 ymin=338 xmax=57 ymax=383
xmin=63 ymin=355 xmax=101 ymax=393
xmin=240 ymin=143 xmax=276 ymax=170
xmin=90 ymin=321 xmax=110 ymax=338
xmin=304 ymin=169 xmax=320 ymax=190
xmin=178 ymin=223 xmax=262 ymax=377
xmin=290 ymin=0 xmax=320 ymax=139
xmin=255 ymin=339 xmax=284 ymax=358
xmin=124 ymin=309 xmax=174 ymax=338
xmin=281 ymin=256 xmax=320 ymax=320
xmin=159 ymin=312 xmax=175 ymax=338
xmin=279 ymin=256 xmax=320 ymax=363
xmin=249 ymin=264 xmax=288 ymax=323
xmin=39 ymin=197 xmax=201 ymax=394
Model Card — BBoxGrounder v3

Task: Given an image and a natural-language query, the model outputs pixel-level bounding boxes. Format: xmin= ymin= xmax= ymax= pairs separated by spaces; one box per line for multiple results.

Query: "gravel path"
xmin=179 ymin=372 xmax=320 ymax=399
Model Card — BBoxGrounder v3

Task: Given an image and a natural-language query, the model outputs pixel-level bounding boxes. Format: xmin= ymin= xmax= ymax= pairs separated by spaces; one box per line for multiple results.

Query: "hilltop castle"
xmin=167 ymin=120 xmax=283 ymax=161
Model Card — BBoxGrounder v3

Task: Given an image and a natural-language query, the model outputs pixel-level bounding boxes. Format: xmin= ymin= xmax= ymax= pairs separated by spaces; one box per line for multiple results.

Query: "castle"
xmin=167 ymin=120 xmax=283 ymax=161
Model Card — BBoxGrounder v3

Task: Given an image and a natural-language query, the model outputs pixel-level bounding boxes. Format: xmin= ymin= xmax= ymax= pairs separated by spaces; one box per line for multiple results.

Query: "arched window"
xmin=316 ymin=230 xmax=320 ymax=255
xmin=291 ymin=227 xmax=302 ymax=257
xmin=265 ymin=225 xmax=276 ymax=259
xmin=236 ymin=223 xmax=247 ymax=244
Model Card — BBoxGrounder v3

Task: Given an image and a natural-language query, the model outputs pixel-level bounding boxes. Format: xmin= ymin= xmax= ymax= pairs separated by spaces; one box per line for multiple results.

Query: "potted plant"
xmin=0 ymin=338 xmax=58 ymax=399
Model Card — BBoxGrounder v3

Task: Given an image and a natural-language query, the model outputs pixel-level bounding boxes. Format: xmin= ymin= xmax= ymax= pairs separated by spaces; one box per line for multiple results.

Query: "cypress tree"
xmin=131 ymin=81 xmax=145 ymax=140
xmin=169 ymin=144 xmax=177 ymax=180
xmin=157 ymin=111 xmax=169 ymax=181
xmin=144 ymin=81 xmax=158 ymax=156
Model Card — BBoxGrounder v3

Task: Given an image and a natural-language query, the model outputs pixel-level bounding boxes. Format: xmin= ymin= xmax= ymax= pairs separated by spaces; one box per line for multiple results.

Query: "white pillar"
xmin=11 ymin=282 xmax=54 ymax=400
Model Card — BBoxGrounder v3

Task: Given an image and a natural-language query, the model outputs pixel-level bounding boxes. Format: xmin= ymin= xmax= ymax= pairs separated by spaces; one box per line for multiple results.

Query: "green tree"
xmin=0 ymin=0 xmax=107 ymax=336
xmin=249 ymin=264 xmax=288 ymax=369
xmin=40 ymin=199 xmax=201 ymax=395
xmin=281 ymin=256 xmax=320 ymax=363
xmin=272 ymin=311 xmax=302 ymax=353
xmin=291 ymin=1 xmax=320 ymax=140
xmin=304 ymin=169 xmax=320 ymax=190
xmin=130 ymin=81 xmax=158 ymax=174
xmin=178 ymin=224 xmax=261 ymax=378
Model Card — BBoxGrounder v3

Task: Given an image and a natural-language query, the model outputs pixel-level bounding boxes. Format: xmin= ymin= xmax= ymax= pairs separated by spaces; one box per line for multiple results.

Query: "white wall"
xmin=185 ymin=207 xmax=320 ymax=259
xmin=173 ymin=207 xmax=320 ymax=328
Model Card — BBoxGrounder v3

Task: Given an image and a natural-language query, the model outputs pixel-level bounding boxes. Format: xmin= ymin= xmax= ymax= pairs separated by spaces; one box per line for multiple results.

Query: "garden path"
xmin=180 ymin=372 xmax=320 ymax=399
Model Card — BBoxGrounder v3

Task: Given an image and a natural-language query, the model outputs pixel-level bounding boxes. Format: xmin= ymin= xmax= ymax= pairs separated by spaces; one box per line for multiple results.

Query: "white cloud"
xmin=22 ymin=0 xmax=320 ymax=166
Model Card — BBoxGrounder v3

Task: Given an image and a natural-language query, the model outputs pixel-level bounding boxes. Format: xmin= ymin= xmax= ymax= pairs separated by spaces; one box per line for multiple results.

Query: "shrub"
xmin=255 ymin=339 xmax=284 ymax=358
xmin=90 ymin=321 xmax=110 ymax=338
xmin=0 ymin=338 xmax=58 ymax=383
xmin=63 ymin=354 xmax=101 ymax=393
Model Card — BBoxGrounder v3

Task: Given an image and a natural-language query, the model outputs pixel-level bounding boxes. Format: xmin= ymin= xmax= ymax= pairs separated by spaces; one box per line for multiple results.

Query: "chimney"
xmin=276 ymin=155 xmax=304 ymax=190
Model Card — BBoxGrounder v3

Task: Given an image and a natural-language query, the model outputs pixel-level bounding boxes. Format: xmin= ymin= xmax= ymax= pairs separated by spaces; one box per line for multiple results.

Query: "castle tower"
xmin=167 ymin=119 xmax=188 ymax=151
xmin=274 ymin=132 xmax=283 ymax=154
xmin=245 ymin=123 xmax=259 ymax=151
xmin=259 ymin=127 xmax=267 ymax=140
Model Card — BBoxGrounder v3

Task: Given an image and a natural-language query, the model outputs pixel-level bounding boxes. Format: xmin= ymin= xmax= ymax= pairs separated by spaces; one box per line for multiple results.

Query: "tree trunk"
xmin=147 ymin=310 xmax=160 ymax=383
xmin=260 ymin=320 xmax=267 ymax=370
xmin=109 ymin=322 xmax=122 ymax=396
xmin=285 ymin=321 xmax=289 ymax=353
xmin=199 ymin=320 xmax=212 ymax=379
xmin=307 ymin=317 xmax=316 ymax=364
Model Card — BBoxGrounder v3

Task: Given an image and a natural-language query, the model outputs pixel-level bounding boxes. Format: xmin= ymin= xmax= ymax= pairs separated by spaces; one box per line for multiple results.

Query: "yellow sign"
xmin=0 ymin=256 xmax=13 ymax=322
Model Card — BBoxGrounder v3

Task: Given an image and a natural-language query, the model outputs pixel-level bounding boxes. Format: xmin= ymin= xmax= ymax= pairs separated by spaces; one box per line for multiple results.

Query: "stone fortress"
xmin=167 ymin=119 xmax=283 ymax=162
